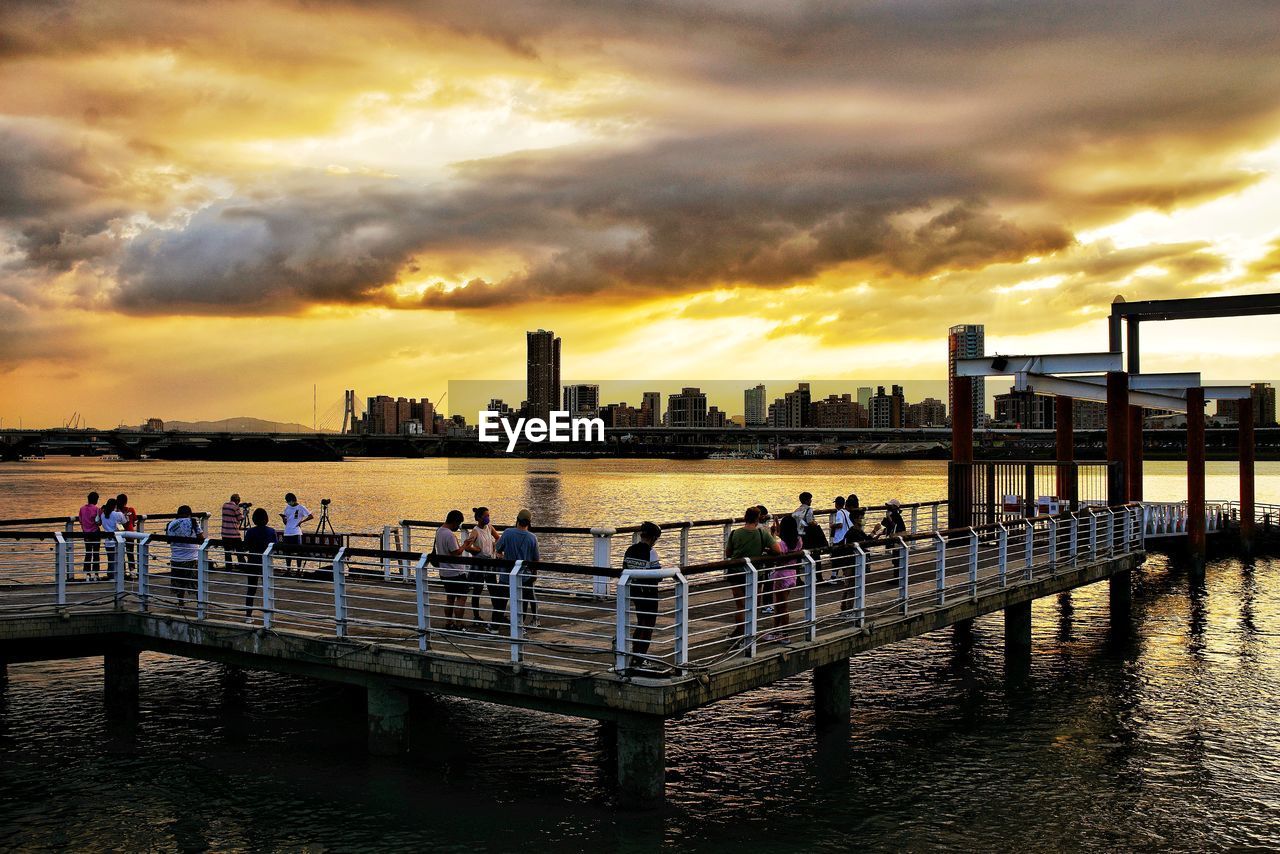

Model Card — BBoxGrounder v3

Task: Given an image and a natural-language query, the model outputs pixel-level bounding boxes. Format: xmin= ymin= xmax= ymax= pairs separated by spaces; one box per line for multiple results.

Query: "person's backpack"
xmin=804 ymin=522 xmax=828 ymax=550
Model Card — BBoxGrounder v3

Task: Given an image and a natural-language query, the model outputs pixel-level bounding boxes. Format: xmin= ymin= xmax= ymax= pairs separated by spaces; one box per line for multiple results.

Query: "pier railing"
xmin=0 ymin=503 xmax=1144 ymax=677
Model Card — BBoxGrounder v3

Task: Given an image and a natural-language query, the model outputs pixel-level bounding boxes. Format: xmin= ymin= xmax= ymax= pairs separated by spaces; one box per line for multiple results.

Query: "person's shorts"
xmin=441 ymin=574 xmax=472 ymax=596
xmin=171 ymin=559 xmax=197 ymax=590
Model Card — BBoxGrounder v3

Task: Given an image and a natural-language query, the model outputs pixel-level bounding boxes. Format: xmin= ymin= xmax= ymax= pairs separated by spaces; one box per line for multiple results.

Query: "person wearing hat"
xmin=495 ymin=509 xmax=541 ymax=628
xmin=871 ymin=498 xmax=907 ymax=540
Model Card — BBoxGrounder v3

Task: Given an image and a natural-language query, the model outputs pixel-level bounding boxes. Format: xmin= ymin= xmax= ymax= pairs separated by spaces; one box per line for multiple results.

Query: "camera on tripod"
xmin=321 ymin=498 xmax=331 ymax=506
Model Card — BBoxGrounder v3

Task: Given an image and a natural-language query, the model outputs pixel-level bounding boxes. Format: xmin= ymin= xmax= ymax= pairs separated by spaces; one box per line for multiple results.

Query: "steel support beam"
xmin=1055 ymin=395 xmax=1076 ymax=508
xmin=1128 ymin=405 xmax=1144 ymax=501
xmin=950 ymin=372 xmax=974 ymax=529
xmin=1239 ymin=396 xmax=1255 ymax=555
xmin=954 ymin=352 xmax=1121 ymax=378
xmin=1032 ymin=373 xmax=1188 ymax=413
xmin=1187 ymin=387 xmax=1207 ymax=573
xmin=1106 ymin=373 xmax=1129 ymax=506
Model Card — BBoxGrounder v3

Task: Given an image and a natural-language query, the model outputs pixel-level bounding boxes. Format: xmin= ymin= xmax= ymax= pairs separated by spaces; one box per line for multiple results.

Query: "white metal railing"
xmin=0 ymin=504 xmax=1148 ymax=676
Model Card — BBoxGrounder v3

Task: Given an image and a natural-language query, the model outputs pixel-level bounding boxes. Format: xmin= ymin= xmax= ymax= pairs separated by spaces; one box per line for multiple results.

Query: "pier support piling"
xmin=616 ymin=714 xmax=665 ymax=808
xmin=813 ymin=658 xmax=851 ymax=728
xmin=953 ymin=618 xmax=974 ymax=650
xmin=1187 ymin=386 xmax=1207 ymax=577
xmin=1109 ymin=570 xmax=1132 ymax=624
xmin=103 ymin=644 xmax=139 ymax=721
xmin=1239 ymin=397 xmax=1255 ymax=556
xmin=1003 ymin=601 xmax=1032 ymax=681
xmin=366 ymin=682 xmax=410 ymax=756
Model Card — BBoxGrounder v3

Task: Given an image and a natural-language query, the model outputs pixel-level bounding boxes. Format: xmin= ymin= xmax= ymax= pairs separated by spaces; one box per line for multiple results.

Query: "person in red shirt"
xmin=116 ymin=493 xmax=139 ymax=578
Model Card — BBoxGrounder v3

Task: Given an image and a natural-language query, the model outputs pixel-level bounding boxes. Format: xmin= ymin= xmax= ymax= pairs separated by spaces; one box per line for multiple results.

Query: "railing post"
xmin=722 ymin=521 xmax=733 ymax=550
xmin=674 ymin=570 xmax=690 ymax=666
xmin=1047 ymin=518 xmax=1058 ymax=571
xmin=1023 ymin=519 xmax=1034 ymax=579
xmin=400 ymin=522 xmax=413 ymax=580
xmin=196 ymin=540 xmax=212 ymax=619
xmin=968 ymin=528 xmax=979 ymax=600
xmin=897 ymin=538 xmax=909 ymax=614
xmin=679 ymin=524 xmax=690 ymax=567
xmin=997 ymin=523 xmax=1008 ymax=588
xmin=414 ymin=554 xmax=430 ymax=651
xmin=591 ymin=527 xmax=615 ymax=599
xmin=1069 ymin=513 xmax=1079 ymax=561
xmin=54 ymin=532 xmax=67 ymax=605
xmin=137 ymin=534 xmax=151 ymax=611
xmin=910 ymin=505 xmax=919 ymax=534
xmin=509 ymin=560 xmax=525 ymax=663
xmin=380 ymin=526 xmax=392 ymax=580
xmin=931 ymin=503 xmax=939 ymax=531
xmin=1089 ymin=511 xmax=1099 ymax=555
xmin=743 ymin=558 xmax=759 ymax=657
xmin=801 ymin=550 xmax=817 ymax=642
xmin=1103 ymin=510 xmax=1114 ymax=556
xmin=113 ymin=533 xmax=126 ymax=603
xmin=853 ymin=543 xmax=867 ymax=626
xmin=615 ymin=572 xmax=632 ymax=672
xmin=1136 ymin=505 xmax=1146 ymax=549
xmin=332 ymin=546 xmax=348 ymax=638
xmin=261 ymin=543 xmax=275 ymax=630
xmin=933 ymin=533 xmax=946 ymax=605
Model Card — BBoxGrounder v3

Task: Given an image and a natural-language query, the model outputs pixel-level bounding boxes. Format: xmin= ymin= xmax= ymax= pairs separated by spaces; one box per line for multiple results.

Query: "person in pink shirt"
xmin=77 ymin=491 xmax=100 ymax=581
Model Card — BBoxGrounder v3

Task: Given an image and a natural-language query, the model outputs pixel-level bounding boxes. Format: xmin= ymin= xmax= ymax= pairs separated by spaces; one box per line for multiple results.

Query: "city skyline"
xmin=4 ymin=2 xmax=1280 ymax=429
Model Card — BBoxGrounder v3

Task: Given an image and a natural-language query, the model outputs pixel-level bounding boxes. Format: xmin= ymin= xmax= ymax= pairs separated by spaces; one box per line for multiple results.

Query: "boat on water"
xmin=706 ymin=450 xmax=774 ymax=460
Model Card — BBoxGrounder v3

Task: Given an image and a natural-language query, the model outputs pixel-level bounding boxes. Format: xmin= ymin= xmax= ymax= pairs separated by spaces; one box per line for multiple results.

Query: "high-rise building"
xmin=1217 ymin=382 xmax=1277 ymax=426
xmin=600 ymin=402 xmax=638 ymax=428
xmin=906 ymin=397 xmax=947 ymax=427
xmin=667 ymin=387 xmax=708 ymax=427
xmin=857 ymin=386 xmax=872 ymax=412
xmin=488 ymin=398 xmax=514 ymax=418
xmin=869 ymin=385 xmax=905 ymax=428
xmin=993 ymin=386 xmax=1053 ymax=428
xmin=562 ymin=383 xmax=600 ymax=416
xmin=639 ymin=391 xmax=661 ymax=427
xmin=745 ymin=384 xmax=767 ymax=427
xmin=526 ymin=329 xmax=561 ymax=421
xmin=948 ymin=324 xmax=986 ymax=426
xmin=1073 ymin=399 xmax=1107 ymax=429
xmin=707 ymin=406 xmax=728 ymax=428
xmin=767 ymin=383 xmax=813 ymax=428
xmin=811 ymin=393 xmax=858 ymax=428
xmin=361 ymin=395 xmax=433 ymax=434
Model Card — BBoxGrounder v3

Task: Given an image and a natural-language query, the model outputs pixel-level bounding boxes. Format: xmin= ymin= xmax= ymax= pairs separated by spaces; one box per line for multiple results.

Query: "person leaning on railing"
xmin=725 ymin=506 xmax=783 ymax=644
xmin=495 ymin=509 xmax=540 ymax=628
xmin=622 ymin=521 xmax=664 ymax=673
xmin=241 ymin=508 xmax=277 ymax=620
xmin=164 ymin=505 xmax=204 ymax=609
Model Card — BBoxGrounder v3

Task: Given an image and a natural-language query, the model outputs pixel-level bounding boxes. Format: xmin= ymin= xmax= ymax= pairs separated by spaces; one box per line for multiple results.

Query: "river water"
xmin=2 ymin=458 xmax=1279 ymax=851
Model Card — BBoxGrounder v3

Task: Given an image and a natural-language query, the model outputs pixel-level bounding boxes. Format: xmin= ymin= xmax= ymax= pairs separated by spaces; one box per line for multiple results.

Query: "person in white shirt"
xmin=98 ymin=497 xmax=127 ymax=581
xmin=164 ymin=505 xmax=204 ymax=607
xmin=278 ymin=492 xmax=313 ymax=574
xmin=830 ymin=495 xmax=852 ymax=546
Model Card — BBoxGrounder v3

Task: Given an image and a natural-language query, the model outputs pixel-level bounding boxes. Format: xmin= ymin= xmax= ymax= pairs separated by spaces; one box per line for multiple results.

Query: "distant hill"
xmin=135 ymin=417 xmax=331 ymax=434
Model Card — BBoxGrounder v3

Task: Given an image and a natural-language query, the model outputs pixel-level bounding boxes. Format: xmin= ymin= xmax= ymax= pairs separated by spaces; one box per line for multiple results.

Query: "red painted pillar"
xmin=950 ymin=375 xmax=974 ymax=528
xmin=1106 ymin=372 xmax=1132 ymax=620
xmin=1128 ymin=405 xmax=1144 ymax=501
xmin=1187 ymin=386 xmax=1206 ymax=571
xmin=1239 ymin=396 xmax=1255 ymax=554
xmin=1055 ymin=395 xmax=1077 ymax=509
xmin=1106 ymin=373 xmax=1129 ymax=507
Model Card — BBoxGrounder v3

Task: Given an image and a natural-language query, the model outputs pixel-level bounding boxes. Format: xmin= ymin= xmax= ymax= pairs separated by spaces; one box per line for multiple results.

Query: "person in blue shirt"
xmin=495 ymin=509 xmax=540 ymax=628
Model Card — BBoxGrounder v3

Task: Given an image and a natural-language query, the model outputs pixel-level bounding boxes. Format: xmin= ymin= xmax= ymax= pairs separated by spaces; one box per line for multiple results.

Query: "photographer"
xmin=221 ymin=493 xmax=247 ymax=569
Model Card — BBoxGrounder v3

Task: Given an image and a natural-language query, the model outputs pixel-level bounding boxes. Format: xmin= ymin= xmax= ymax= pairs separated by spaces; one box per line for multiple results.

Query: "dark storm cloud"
xmin=2 ymin=0 xmax=1279 ymax=315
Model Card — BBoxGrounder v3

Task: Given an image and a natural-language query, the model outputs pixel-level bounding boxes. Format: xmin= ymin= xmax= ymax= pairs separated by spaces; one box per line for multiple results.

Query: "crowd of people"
xmin=72 ymin=487 xmax=908 ymax=668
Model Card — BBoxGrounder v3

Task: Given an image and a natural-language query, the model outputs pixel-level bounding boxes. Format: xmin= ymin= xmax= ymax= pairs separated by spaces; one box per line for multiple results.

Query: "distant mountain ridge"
xmin=136 ymin=417 xmax=330 ymax=434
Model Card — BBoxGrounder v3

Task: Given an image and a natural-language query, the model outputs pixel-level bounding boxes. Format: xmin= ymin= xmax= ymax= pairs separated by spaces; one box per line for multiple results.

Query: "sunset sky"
xmin=3 ymin=0 xmax=1280 ymax=428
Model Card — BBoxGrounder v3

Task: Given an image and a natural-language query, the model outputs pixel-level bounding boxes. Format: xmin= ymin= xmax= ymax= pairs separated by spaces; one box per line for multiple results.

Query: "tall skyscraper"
xmin=869 ymin=385 xmax=905 ymax=428
xmin=640 ymin=391 xmax=661 ymax=427
xmin=667 ymin=387 xmax=708 ymax=427
xmin=526 ymin=329 xmax=561 ymax=421
xmin=948 ymin=324 xmax=986 ymax=425
xmin=563 ymin=383 xmax=600 ymax=416
xmin=744 ymin=384 xmax=767 ymax=426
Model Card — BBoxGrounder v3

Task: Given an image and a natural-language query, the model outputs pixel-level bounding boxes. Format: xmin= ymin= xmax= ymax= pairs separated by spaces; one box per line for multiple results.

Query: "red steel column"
xmin=1239 ymin=395 xmax=1255 ymax=554
xmin=1128 ymin=405 xmax=1144 ymax=501
xmin=1106 ymin=373 xmax=1129 ymax=506
xmin=1187 ymin=386 xmax=1206 ymax=570
xmin=950 ymin=375 xmax=974 ymax=528
xmin=1055 ymin=395 xmax=1076 ymax=508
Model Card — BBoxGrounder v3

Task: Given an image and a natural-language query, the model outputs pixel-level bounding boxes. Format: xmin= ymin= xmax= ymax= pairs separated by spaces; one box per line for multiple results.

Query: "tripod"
xmin=316 ymin=502 xmax=336 ymax=535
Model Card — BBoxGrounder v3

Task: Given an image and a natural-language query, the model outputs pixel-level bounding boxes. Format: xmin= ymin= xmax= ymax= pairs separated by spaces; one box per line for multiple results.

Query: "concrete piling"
xmin=366 ymin=682 xmax=410 ymax=755
xmin=813 ymin=658 xmax=851 ymax=728
xmin=1003 ymin=601 xmax=1032 ymax=680
xmin=103 ymin=644 xmax=140 ymax=721
xmin=616 ymin=713 xmax=665 ymax=808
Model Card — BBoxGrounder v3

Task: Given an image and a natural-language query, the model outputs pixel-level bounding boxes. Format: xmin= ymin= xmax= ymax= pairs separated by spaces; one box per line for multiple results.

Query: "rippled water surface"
xmin=2 ymin=458 xmax=1279 ymax=851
